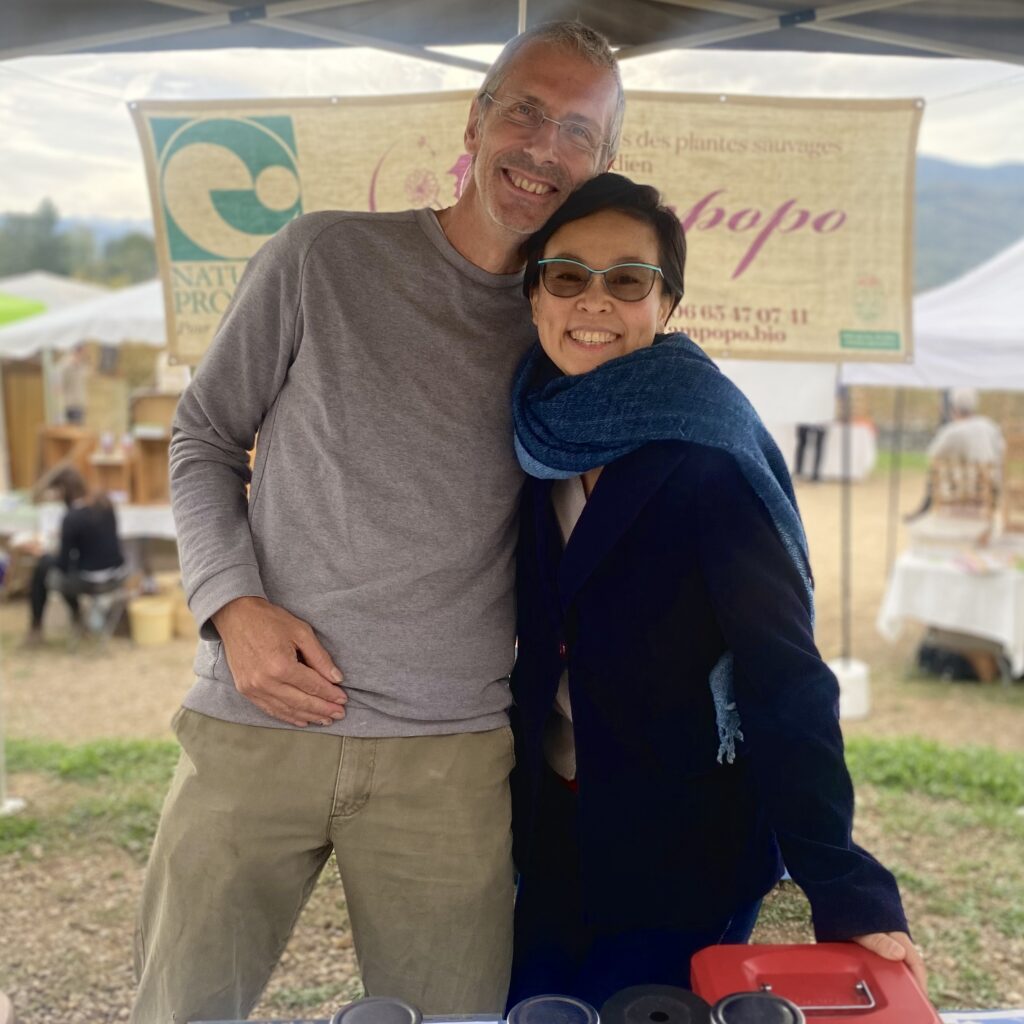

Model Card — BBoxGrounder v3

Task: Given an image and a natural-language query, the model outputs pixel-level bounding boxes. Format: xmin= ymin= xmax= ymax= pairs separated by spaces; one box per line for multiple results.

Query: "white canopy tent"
xmin=0 ymin=279 xmax=168 ymax=505
xmin=4 ymin=1 xmax=1023 ymax=68
xmin=838 ymin=234 xmax=1024 ymax=586
xmin=0 ymin=271 xmax=107 ymax=313
xmin=0 ymin=279 xmax=166 ymax=358
xmin=840 ymin=235 xmax=1024 ymax=392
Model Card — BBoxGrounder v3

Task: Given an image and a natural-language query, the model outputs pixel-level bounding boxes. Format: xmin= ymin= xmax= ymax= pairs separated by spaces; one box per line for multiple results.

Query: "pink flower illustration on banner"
xmin=405 ymin=168 xmax=439 ymax=206
xmin=853 ymin=273 xmax=885 ymax=322
xmin=448 ymin=154 xmax=472 ymax=200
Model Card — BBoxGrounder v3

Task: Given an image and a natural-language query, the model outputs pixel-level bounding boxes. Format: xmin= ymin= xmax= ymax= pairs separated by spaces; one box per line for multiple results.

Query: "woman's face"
xmin=530 ymin=208 xmax=673 ymax=376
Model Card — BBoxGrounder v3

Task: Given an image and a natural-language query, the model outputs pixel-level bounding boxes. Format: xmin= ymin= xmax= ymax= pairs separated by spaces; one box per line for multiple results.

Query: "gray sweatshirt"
xmin=172 ymin=208 xmax=536 ymax=736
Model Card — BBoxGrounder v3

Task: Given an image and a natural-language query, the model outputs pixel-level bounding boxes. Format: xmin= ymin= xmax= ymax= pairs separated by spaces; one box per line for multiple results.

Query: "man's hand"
xmin=850 ymin=931 xmax=927 ymax=992
xmin=212 ymin=596 xmax=348 ymax=727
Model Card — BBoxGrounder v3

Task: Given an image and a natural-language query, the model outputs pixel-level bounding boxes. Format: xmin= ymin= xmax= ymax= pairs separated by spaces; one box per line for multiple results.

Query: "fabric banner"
xmin=131 ymin=91 xmax=921 ymax=365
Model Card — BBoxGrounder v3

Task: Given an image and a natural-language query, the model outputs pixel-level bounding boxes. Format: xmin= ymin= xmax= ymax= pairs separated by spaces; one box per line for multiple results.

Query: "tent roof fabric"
xmin=0 ymin=271 xmax=108 ymax=311
xmin=4 ymin=0 xmax=1024 ymax=65
xmin=840 ymin=236 xmax=1024 ymax=392
xmin=0 ymin=279 xmax=165 ymax=358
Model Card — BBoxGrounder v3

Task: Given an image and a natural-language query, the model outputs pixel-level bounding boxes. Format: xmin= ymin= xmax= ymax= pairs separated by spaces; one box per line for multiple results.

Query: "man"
xmin=906 ymin=387 xmax=1005 ymax=520
xmin=927 ymin=388 xmax=1004 ymax=469
xmin=131 ymin=22 xmax=622 ymax=1023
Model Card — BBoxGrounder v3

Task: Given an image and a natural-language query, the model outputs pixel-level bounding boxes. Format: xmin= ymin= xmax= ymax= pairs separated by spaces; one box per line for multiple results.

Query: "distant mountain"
xmin=914 ymin=155 xmax=1024 ymax=292
xmin=59 ymin=216 xmax=154 ymax=246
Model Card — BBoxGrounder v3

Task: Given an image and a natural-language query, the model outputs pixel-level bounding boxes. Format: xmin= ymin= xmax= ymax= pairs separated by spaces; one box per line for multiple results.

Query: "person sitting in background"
xmin=905 ymin=387 xmax=1005 ymax=521
xmin=23 ymin=468 xmax=125 ymax=646
xmin=928 ymin=388 xmax=1004 ymax=469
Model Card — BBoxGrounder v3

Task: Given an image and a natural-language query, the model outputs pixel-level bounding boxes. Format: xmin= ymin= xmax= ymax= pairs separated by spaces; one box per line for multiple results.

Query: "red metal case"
xmin=691 ymin=943 xmax=941 ymax=1023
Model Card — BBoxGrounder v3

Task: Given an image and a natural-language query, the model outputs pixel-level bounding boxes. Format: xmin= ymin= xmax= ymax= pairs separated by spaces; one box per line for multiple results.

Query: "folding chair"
xmin=66 ymin=570 xmax=133 ymax=652
xmin=910 ymin=455 xmax=997 ymax=549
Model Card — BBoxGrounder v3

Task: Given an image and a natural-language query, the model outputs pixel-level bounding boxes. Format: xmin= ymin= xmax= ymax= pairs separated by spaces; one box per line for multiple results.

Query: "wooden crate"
xmin=132 ymin=434 xmax=170 ymax=504
xmin=130 ymin=391 xmax=181 ymax=433
xmin=39 ymin=425 xmax=96 ymax=480
xmin=88 ymin=451 xmax=132 ymax=501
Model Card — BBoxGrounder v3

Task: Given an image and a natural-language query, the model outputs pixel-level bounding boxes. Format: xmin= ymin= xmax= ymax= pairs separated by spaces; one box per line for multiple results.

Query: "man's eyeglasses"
xmin=482 ymin=92 xmax=606 ymax=157
xmin=538 ymin=258 xmax=664 ymax=302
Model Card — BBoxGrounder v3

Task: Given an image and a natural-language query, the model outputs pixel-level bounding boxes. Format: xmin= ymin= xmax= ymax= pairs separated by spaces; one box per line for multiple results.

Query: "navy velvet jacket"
xmin=509 ymin=439 xmax=908 ymax=939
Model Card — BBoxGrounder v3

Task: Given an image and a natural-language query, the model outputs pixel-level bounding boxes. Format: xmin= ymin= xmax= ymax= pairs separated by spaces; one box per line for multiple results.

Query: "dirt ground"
xmin=3 ymin=467 xmax=1022 ymax=749
xmin=2 ymin=466 xmax=1023 ymax=1023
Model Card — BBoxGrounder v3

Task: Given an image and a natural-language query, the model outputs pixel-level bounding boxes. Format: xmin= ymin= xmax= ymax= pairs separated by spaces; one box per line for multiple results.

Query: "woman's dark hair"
xmin=50 ymin=467 xmax=89 ymax=507
xmin=522 ymin=172 xmax=686 ymax=318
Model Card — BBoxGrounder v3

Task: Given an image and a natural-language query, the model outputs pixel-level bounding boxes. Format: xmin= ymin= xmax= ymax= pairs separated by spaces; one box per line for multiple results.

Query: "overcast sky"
xmin=1 ymin=44 xmax=1022 ymax=222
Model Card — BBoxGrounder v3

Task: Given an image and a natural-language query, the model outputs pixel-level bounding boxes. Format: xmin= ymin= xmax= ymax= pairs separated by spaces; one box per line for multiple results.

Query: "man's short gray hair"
xmin=951 ymin=387 xmax=979 ymax=416
xmin=477 ymin=21 xmax=624 ymax=160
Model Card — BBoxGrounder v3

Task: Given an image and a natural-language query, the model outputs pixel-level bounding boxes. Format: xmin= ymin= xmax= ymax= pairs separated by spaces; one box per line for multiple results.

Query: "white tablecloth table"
xmin=878 ymin=548 xmax=1024 ymax=677
xmin=819 ymin=421 xmax=877 ymax=482
xmin=0 ymin=500 xmax=176 ymax=545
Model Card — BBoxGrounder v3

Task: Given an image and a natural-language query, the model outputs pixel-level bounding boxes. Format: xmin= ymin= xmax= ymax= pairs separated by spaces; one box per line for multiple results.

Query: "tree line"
xmin=0 ymin=199 xmax=156 ymax=286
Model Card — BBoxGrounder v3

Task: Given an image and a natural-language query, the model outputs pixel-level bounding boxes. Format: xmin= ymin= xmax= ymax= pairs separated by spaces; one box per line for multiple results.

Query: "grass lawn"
xmin=0 ymin=292 xmax=46 ymax=326
xmin=2 ymin=733 xmax=1023 ymax=1017
xmin=874 ymin=449 xmax=931 ymax=472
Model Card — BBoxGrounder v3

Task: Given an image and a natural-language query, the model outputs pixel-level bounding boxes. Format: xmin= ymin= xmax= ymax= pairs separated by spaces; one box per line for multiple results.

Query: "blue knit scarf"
xmin=512 ymin=332 xmax=813 ymax=763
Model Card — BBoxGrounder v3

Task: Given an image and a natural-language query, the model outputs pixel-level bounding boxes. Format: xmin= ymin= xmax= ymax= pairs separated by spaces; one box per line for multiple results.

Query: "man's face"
xmin=464 ymin=42 xmax=619 ymax=238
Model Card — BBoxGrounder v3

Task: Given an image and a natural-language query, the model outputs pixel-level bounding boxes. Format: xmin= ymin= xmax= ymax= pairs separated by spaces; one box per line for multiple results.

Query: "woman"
xmin=24 ymin=467 xmax=125 ymax=645
xmin=507 ymin=173 xmax=924 ymax=1008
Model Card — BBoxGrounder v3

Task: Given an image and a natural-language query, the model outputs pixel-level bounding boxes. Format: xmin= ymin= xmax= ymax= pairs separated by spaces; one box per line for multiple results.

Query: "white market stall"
xmin=0 ymin=278 xmax=170 ymax=491
xmin=840 ymin=236 xmax=1024 ymax=681
xmin=0 ymin=271 xmax=107 ymax=314
xmin=0 ymin=272 xmax=111 ymax=492
xmin=0 ymin=278 xmax=166 ymax=358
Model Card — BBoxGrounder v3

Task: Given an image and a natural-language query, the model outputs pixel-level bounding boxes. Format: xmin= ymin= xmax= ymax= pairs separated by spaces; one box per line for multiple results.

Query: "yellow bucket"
xmin=129 ymin=597 xmax=174 ymax=646
xmin=174 ymin=602 xmax=199 ymax=640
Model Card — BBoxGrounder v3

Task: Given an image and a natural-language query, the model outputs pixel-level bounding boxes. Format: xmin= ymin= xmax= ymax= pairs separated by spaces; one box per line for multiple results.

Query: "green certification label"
xmin=839 ymin=330 xmax=901 ymax=351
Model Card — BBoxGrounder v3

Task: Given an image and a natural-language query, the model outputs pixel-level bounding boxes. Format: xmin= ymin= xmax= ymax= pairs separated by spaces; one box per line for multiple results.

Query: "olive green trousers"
xmin=131 ymin=708 xmax=515 ymax=1023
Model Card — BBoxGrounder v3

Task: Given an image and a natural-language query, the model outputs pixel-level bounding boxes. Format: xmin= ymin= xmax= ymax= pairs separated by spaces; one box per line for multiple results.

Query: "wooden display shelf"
xmin=132 ymin=433 xmax=170 ymax=505
xmin=39 ymin=425 xmax=96 ymax=479
xmin=130 ymin=391 xmax=181 ymax=433
xmin=88 ymin=451 xmax=133 ymax=500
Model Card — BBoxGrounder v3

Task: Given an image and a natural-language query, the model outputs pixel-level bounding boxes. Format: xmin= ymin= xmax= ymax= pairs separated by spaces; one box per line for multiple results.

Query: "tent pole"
xmin=260 ymin=20 xmax=492 ymax=71
xmin=620 ymin=0 xmax=919 ymax=61
xmin=803 ymin=21 xmax=1024 ymax=64
xmin=885 ymin=387 xmax=905 ymax=578
xmin=840 ymin=383 xmax=852 ymax=662
xmin=41 ymin=349 xmax=57 ymax=425
xmin=638 ymin=0 xmax=1023 ymax=65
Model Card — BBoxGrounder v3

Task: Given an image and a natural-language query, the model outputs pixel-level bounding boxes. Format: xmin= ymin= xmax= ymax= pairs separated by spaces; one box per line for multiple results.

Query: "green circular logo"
xmin=157 ymin=116 xmax=302 ymax=261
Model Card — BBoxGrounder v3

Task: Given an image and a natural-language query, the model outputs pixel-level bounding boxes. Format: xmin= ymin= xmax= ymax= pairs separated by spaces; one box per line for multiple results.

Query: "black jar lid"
xmin=601 ymin=984 xmax=713 ymax=1024
xmin=329 ymin=996 xmax=423 ymax=1024
xmin=710 ymin=991 xmax=805 ymax=1024
xmin=506 ymin=993 xmax=601 ymax=1024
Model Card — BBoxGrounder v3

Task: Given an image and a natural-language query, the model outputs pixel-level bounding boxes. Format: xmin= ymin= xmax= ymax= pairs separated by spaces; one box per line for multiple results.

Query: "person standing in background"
xmin=53 ymin=344 xmax=89 ymax=424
